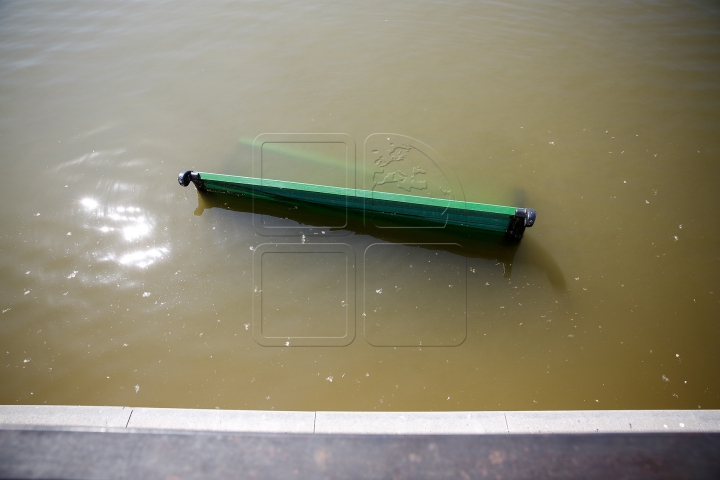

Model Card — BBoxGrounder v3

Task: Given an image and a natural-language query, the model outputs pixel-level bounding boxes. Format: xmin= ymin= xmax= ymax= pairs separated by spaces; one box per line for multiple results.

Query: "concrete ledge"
xmin=0 ymin=405 xmax=131 ymax=429
xmin=505 ymin=410 xmax=705 ymax=434
xmin=315 ymin=411 xmax=507 ymax=434
xmin=1 ymin=406 xmax=719 ymax=434
xmin=127 ymin=407 xmax=315 ymax=433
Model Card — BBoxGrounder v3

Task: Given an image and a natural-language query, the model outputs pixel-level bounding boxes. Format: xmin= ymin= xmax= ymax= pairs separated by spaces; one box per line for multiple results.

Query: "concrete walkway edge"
xmin=1 ymin=405 xmax=719 ymax=434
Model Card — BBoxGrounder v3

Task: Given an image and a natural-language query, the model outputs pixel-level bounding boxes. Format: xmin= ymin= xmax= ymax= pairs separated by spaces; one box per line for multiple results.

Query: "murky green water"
xmin=1 ymin=0 xmax=719 ymax=411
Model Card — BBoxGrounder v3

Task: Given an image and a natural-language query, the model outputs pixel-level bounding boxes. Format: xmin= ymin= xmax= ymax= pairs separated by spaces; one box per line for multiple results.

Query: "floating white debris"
xmin=249 ymin=246 xmax=254 ymax=251
xmin=575 ymin=277 xmax=580 ymax=281
xmin=376 ymin=288 xmax=382 ymax=294
xmin=35 ymin=213 xmax=40 ymax=216
xmin=645 ymin=200 xmax=649 ymax=204
xmin=67 ymin=232 xmax=72 ymax=236
xmin=549 ymin=141 xmax=554 ymax=145
xmin=679 ymin=225 xmax=682 ymax=229
xmin=2 ymin=308 xmax=10 ymax=313
xmin=326 ymin=376 xmax=333 ymax=382
xmin=135 ymin=385 xmax=139 ymax=393
xmin=285 ymin=341 xmax=290 ymax=346
xmin=662 ymin=375 xmax=669 ymax=382
xmin=123 ymin=343 xmax=128 ymax=347
xmin=676 ymin=354 xmax=679 ymax=357
xmin=24 ymin=290 xmax=30 ymax=295
xmin=365 ymin=373 xmax=370 ymax=377
xmin=25 ymin=271 xmax=30 ymax=275
xmin=23 ymin=358 xmax=30 ymax=363
xmin=142 ymin=292 xmax=151 ymax=297
xmin=67 ymin=270 xmax=78 ymax=279
xmin=244 ymin=324 xmax=250 ymax=330
xmin=674 ymin=236 xmax=679 ymax=241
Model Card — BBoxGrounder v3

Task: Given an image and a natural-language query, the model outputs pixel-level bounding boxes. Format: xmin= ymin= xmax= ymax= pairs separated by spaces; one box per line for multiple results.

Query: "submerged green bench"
xmin=178 ymin=170 xmax=536 ymax=241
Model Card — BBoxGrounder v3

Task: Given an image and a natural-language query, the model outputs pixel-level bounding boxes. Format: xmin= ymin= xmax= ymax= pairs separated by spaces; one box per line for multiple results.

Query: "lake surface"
xmin=1 ymin=0 xmax=719 ymax=411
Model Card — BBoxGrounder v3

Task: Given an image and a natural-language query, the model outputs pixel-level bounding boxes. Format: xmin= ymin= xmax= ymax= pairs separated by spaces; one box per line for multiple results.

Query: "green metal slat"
xmin=198 ymin=172 xmax=516 ymax=216
xmin=182 ymin=170 xmax=535 ymax=238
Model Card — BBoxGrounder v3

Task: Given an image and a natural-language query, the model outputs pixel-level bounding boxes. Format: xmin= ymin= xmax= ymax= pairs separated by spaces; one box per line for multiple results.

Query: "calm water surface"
xmin=1 ymin=0 xmax=719 ymax=411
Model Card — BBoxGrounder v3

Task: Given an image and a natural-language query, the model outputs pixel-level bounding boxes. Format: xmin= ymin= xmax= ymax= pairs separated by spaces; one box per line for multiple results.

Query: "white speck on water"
xmin=549 ymin=141 xmax=554 ymax=145
xmin=199 ymin=333 xmax=203 ymax=337
xmin=679 ymin=224 xmax=682 ymax=229
xmin=25 ymin=271 xmax=30 ymax=275
xmin=142 ymin=292 xmax=151 ymax=297
xmin=244 ymin=324 xmax=250 ymax=330
xmin=575 ymin=277 xmax=580 ymax=281
xmin=645 ymin=200 xmax=649 ymax=204
xmin=301 ymin=234 xmax=306 ymax=243
xmin=35 ymin=213 xmax=40 ymax=216
xmin=249 ymin=246 xmax=254 ymax=251
xmin=568 ymin=334 xmax=574 ymax=338
xmin=680 ymin=423 xmax=685 ymax=427
xmin=24 ymin=290 xmax=30 ymax=295
xmin=67 ymin=232 xmax=72 ymax=236
xmin=365 ymin=373 xmax=369 ymax=377
xmin=67 ymin=270 xmax=78 ymax=279
xmin=2 ymin=308 xmax=9 ymax=313
xmin=674 ymin=236 xmax=679 ymax=241
xmin=123 ymin=343 xmax=128 ymax=347
xmin=623 ymin=180 xmax=627 ymax=184
xmin=265 ymin=396 xmax=270 ymax=400
xmin=595 ymin=399 xmax=599 ymax=402
xmin=23 ymin=358 xmax=30 ymax=363
xmin=285 ymin=341 xmax=290 ymax=346
xmin=448 ymin=285 xmax=452 ymax=288
xmin=676 ymin=354 xmax=679 ymax=357
xmin=662 ymin=375 xmax=669 ymax=382
xmin=63 ymin=292 xmax=68 ymax=296
xmin=135 ymin=385 xmax=139 ymax=393
xmin=376 ymin=288 xmax=382 ymax=294
xmin=341 ymin=300 xmax=347 ymax=306
xmin=485 ymin=282 xmax=490 ymax=286
xmin=326 ymin=376 xmax=333 ymax=382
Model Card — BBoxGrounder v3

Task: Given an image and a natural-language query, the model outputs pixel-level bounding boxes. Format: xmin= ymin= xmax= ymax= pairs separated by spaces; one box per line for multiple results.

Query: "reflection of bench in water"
xmin=178 ymin=170 xmax=536 ymax=241
xmin=182 ymin=173 xmax=565 ymax=291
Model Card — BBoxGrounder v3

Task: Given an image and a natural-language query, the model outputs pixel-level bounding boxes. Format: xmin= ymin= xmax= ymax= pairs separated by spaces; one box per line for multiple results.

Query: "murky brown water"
xmin=1 ymin=0 xmax=719 ymax=411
